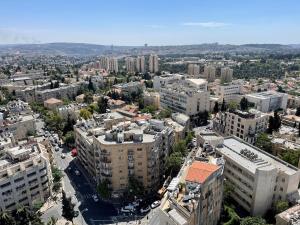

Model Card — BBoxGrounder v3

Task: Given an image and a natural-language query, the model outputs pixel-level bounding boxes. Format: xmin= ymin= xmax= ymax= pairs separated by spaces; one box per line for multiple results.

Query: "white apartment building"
xmin=245 ymin=91 xmax=288 ymax=112
xmin=125 ymin=57 xmax=135 ymax=74
xmin=188 ymin=64 xmax=200 ymax=76
xmin=108 ymin=57 xmax=119 ymax=73
xmin=204 ymin=65 xmax=216 ymax=82
xmin=136 ymin=56 xmax=145 ymax=73
xmin=160 ymin=79 xmax=210 ymax=116
xmin=0 ymin=143 xmax=52 ymax=212
xmin=220 ymin=67 xmax=233 ymax=83
xmin=153 ymin=74 xmax=183 ymax=91
xmin=99 ymin=56 xmax=110 ymax=70
xmin=213 ymin=109 xmax=269 ymax=144
xmin=216 ymin=82 xmax=243 ymax=102
xmin=149 ymin=54 xmax=159 ymax=73
xmin=216 ymin=137 xmax=300 ymax=216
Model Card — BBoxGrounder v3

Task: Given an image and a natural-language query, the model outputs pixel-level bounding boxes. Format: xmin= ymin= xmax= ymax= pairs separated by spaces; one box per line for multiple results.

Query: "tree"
xmin=221 ymin=99 xmax=227 ymax=112
xmin=97 ymin=179 xmax=111 ymax=199
xmin=228 ymin=101 xmax=238 ymax=110
xmin=138 ymin=98 xmax=145 ymax=110
xmin=97 ymin=97 xmax=108 ymax=114
xmin=61 ymin=190 xmax=76 ymax=222
xmin=268 ymin=116 xmax=275 ymax=133
xmin=275 ymin=200 xmax=289 ymax=214
xmin=273 ymin=111 xmax=281 ymax=131
xmin=83 ymin=92 xmax=93 ymax=104
xmin=64 ymin=131 xmax=75 ymax=147
xmin=47 ymin=216 xmax=58 ymax=225
xmin=166 ymin=151 xmax=182 ymax=176
xmin=173 ymin=140 xmax=187 ymax=156
xmin=280 ymin=149 xmax=300 ymax=167
xmin=128 ymin=176 xmax=145 ymax=198
xmin=240 ymin=217 xmax=267 ymax=225
xmin=0 ymin=211 xmax=15 ymax=225
xmin=255 ymin=133 xmax=272 ymax=153
xmin=240 ymin=97 xmax=249 ymax=111
xmin=213 ymin=101 xmax=219 ymax=114
xmin=141 ymin=105 xmax=156 ymax=114
xmin=296 ymin=107 xmax=300 ymax=116
xmin=88 ymin=77 xmax=95 ymax=92
xmin=80 ymin=108 xmax=92 ymax=120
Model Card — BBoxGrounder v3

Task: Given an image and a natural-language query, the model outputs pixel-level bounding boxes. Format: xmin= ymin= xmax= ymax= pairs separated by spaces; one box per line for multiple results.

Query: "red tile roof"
xmin=185 ymin=161 xmax=219 ymax=184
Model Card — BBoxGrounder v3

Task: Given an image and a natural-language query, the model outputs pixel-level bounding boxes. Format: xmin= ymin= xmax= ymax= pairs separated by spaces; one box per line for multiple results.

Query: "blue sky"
xmin=0 ymin=0 xmax=299 ymax=45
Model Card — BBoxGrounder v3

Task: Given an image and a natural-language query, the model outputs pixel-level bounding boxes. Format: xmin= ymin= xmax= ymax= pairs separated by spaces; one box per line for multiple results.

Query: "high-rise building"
xmin=125 ymin=57 xmax=135 ymax=74
xmin=188 ymin=64 xmax=200 ymax=76
xmin=204 ymin=65 xmax=216 ymax=82
xmin=220 ymin=67 xmax=233 ymax=83
xmin=0 ymin=143 xmax=52 ymax=212
xmin=99 ymin=56 xmax=109 ymax=70
xmin=216 ymin=137 xmax=300 ymax=216
xmin=149 ymin=161 xmax=224 ymax=225
xmin=108 ymin=57 xmax=118 ymax=73
xmin=149 ymin=54 xmax=159 ymax=73
xmin=136 ymin=56 xmax=145 ymax=73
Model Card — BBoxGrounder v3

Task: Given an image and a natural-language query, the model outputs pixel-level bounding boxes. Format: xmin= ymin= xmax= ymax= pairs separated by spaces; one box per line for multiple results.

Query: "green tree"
xmin=166 ymin=151 xmax=183 ymax=176
xmin=273 ymin=111 xmax=282 ymax=131
xmin=173 ymin=140 xmax=187 ymax=156
xmin=255 ymin=133 xmax=272 ymax=153
xmin=83 ymin=92 xmax=93 ymax=104
xmin=97 ymin=97 xmax=108 ymax=114
xmin=61 ymin=190 xmax=76 ymax=222
xmin=240 ymin=97 xmax=249 ymax=111
xmin=280 ymin=149 xmax=300 ymax=167
xmin=141 ymin=105 xmax=156 ymax=114
xmin=275 ymin=200 xmax=289 ymax=214
xmin=64 ymin=131 xmax=75 ymax=147
xmin=97 ymin=179 xmax=111 ymax=199
xmin=128 ymin=176 xmax=145 ymax=198
xmin=0 ymin=211 xmax=15 ymax=225
xmin=213 ymin=101 xmax=219 ymax=114
xmin=88 ymin=77 xmax=95 ymax=92
xmin=80 ymin=108 xmax=92 ymax=120
xmin=221 ymin=99 xmax=227 ymax=112
xmin=240 ymin=217 xmax=267 ymax=225
xmin=228 ymin=101 xmax=238 ymax=110
xmin=47 ymin=216 xmax=58 ymax=225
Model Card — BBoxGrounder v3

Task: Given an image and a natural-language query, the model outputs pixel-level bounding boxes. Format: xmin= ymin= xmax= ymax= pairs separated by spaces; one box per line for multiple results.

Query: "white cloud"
xmin=181 ymin=22 xmax=230 ymax=28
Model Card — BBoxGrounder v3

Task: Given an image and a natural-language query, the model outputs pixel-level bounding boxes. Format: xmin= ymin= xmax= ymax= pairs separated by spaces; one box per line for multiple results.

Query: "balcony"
xmin=101 ymin=172 xmax=112 ymax=177
xmin=128 ymin=162 xmax=134 ymax=169
xmin=100 ymin=157 xmax=111 ymax=164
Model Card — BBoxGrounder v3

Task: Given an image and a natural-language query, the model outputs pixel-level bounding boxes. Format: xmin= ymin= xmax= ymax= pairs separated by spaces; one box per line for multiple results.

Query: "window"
xmin=14 ymin=177 xmax=24 ymax=183
xmin=280 ymin=187 xmax=283 ymax=192
xmin=282 ymin=178 xmax=285 ymax=183
xmin=138 ymin=162 xmax=142 ymax=166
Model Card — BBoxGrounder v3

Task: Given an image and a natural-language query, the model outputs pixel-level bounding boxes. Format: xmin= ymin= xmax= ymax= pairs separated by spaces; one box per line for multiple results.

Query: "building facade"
xmin=149 ymin=54 xmax=159 ymax=73
xmin=204 ymin=65 xmax=216 ymax=82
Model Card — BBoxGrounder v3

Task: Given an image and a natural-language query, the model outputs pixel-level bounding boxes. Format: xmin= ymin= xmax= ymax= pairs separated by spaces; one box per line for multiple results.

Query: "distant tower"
xmin=221 ymin=67 xmax=233 ymax=83
xmin=149 ymin=54 xmax=159 ymax=73
xmin=136 ymin=56 xmax=145 ymax=73
xmin=188 ymin=64 xmax=200 ymax=76
xmin=125 ymin=57 xmax=135 ymax=74
xmin=204 ymin=65 xmax=216 ymax=82
xmin=144 ymin=43 xmax=148 ymax=48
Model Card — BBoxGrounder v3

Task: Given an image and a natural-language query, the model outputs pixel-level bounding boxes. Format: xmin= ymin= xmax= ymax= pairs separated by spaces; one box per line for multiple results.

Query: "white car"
xmin=61 ymin=154 xmax=66 ymax=159
xmin=140 ymin=206 xmax=151 ymax=213
xmin=121 ymin=207 xmax=131 ymax=213
xmin=123 ymin=204 xmax=135 ymax=211
xmin=151 ymin=200 xmax=161 ymax=209
xmin=92 ymin=194 xmax=99 ymax=202
xmin=75 ymin=170 xmax=80 ymax=176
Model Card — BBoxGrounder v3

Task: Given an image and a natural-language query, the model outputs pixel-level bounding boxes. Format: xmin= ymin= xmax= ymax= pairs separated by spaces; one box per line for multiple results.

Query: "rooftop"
xmin=185 ymin=161 xmax=220 ymax=184
xmin=44 ymin=98 xmax=63 ymax=104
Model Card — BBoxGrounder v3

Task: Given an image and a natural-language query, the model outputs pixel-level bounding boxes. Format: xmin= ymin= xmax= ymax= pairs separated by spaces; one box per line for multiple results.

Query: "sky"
xmin=0 ymin=0 xmax=299 ymax=45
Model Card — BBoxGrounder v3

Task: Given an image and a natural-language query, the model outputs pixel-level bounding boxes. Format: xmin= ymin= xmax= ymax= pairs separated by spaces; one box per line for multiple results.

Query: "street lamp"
xmin=80 ymin=208 xmax=88 ymax=225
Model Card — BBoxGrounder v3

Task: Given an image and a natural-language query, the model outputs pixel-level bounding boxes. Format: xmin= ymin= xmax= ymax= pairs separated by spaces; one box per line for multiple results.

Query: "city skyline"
xmin=0 ymin=0 xmax=300 ymax=45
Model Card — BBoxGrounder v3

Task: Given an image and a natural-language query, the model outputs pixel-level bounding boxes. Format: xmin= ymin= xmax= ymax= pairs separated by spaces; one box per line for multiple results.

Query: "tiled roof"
xmin=185 ymin=161 xmax=219 ymax=184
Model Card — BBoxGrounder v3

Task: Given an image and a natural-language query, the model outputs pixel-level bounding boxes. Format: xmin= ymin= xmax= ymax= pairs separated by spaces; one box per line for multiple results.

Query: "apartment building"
xmin=75 ymin=114 xmax=171 ymax=196
xmin=215 ymin=82 xmax=243 ymax=102
xmin=125 ymin=57 xmax=135 ymax=74
xmin=149 ymin=54 xmax=159 ymax=73
xmin=0 ymin=143 xmax=52 ymax=212
xmin=204 ymin=65 xmax=216 ymax=82
xmin=220 ymin=67 xmax=233 ymax=83
xmin=149 ymin=161 xmax=223 ymax=225
xmin=143 ymin=91 xmax=160 ymax=109
xmin=153 ymin=73 xmax=183 ymax=91
xmin=113 ymin=81 xmax=144 ymax=96
xmin=188 ymin=64 xmax=200 ymax=76
xmin=276 ymin=204 xmax=300 ymax=225
xmin=160 ymin=79 xmax=210 ymax=116
xmin=216 ymin=137 xmax=300 ymax=216
xmin=213 ymin=109 xmax=269 ymax=144
xmin=245 ymin=91 xmax=288 ymax=112
xmin=136 ymin=56 xmax=145 ymax=73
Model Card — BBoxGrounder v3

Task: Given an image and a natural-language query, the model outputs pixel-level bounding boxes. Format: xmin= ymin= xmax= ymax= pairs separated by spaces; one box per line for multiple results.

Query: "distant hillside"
xmin=0 ymin=42 xmax=299 ymax=56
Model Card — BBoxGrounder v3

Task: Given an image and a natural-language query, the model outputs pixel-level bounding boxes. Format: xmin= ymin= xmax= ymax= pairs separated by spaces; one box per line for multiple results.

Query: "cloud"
xmin=181 ymin=22 xmax=230 ymax=28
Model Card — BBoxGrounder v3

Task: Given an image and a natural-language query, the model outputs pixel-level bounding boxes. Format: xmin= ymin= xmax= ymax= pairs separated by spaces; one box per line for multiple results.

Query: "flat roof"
xmin=217 ymin=137 xmax=298 ymax=175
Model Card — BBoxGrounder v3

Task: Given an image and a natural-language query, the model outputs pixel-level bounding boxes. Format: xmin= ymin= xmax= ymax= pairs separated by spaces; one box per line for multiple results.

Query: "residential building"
xmin=149 ymin=161 xmax=223 ymax=225
xmin=188 ymin=64 xmax=200 ymax=76
xmin=43 ymin=98 xmax=63 ymax=110
xmin=99 ymin=56 xmax=110 ymax=70
xmin=215 ymin=82 xmax=243 ymax=102
xmin=136 ymin=56 xmax=145 ymax=73
xmin=216 ymin=137 xmax=300 ymax=216
xmin=143 ymin=91 xmax=160 ymax=109
xmin=245 ymin=91 xmax=288 ymax=112
xmin=108 ymin=57 xmax=119 ymax=73
xmin=160 ymin=79 xmax=210 ymax=116
xmin=220 ymin=67 xmax=233 ymax=83
xmin=0 ymin=142 xmax=52 ymax=212
xmin=153 ymin=73 xmax=183 ymax=91
xmin=213 ymin=109 xmax=269 ymax=144
xmin=149 ymin=54 xmax=159 ymax=73
xmin=276 ymin=204 xmax=300 ymax=225
xmin=204 ymin=65 xmax=216 ymax=82
xmin=113 ymin=81 xmax=144 ymax=96
xmin=125 ymin=57 xmax=135 ymax=74
xmin=195 ymin=130 xmax=224 ymax=147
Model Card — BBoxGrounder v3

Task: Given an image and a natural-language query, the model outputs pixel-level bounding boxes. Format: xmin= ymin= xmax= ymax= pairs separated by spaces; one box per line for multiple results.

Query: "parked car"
xmin=92 ymin=194 xmax=99 ymax=202
xmin=61 ymin=154 xmax=66 ymax=159
xmin=121 ymin=207 xmax=131 ymax=213
xmin=140 ymin=205 xmax=151 ymax=213
xmin=151 ymin=200 xmax=161 ymax=209
xmin=123 ymin=204 xmax=135 ymax=211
